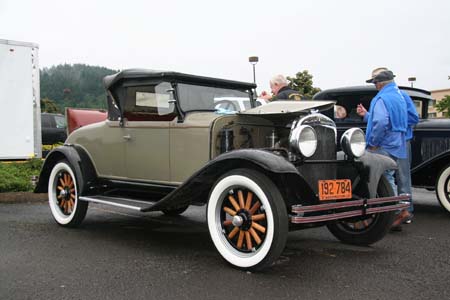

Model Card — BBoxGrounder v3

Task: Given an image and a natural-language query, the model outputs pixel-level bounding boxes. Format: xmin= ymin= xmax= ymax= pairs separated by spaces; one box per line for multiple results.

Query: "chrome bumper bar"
xmin=291 ymin=194 xmax=410 ymax=224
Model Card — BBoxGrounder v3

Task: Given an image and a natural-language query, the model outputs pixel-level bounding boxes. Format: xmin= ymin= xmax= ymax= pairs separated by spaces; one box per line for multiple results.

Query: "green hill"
xmin=40 ymin=64 xmax=118 ymax=113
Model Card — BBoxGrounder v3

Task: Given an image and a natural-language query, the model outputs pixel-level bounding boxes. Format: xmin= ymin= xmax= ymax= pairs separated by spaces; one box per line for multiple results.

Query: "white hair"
xmin=270 ymin=74 xmax=288 ymax=86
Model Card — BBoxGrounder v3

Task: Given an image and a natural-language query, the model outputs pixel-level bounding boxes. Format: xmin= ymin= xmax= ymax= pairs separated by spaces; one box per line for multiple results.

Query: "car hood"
xmin=238 ymin=100 xmax=335 ymax=116
xmin=415 ymin=118 xmax=450 ymax=131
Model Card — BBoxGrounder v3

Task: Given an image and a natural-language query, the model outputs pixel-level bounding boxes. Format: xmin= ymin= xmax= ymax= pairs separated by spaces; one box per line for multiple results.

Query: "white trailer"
xmin=0 ymin=39 xmax=41 ymax=160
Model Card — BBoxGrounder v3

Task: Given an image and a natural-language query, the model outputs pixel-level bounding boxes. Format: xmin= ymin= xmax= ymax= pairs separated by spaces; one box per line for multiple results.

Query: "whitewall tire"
xmin=48 ymin=161 xmax=88 ymax=227
xmin=207 ymin=169 xmax=288 ymax=271
xmin=436 ymin=164 xmax=450 ymax=213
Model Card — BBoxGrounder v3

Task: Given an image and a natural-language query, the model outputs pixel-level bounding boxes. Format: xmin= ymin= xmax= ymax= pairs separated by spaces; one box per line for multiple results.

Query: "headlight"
xmin=290 ymin=125 xmax=317 ymax=158
xmin=340 ymin=128 xmax=366 ymax=158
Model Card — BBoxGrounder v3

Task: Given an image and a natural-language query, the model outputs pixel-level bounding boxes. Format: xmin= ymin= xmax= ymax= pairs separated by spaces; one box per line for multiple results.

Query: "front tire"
xmin=327 ymin=176 xmax=396 ymax=245
xmin=48 ymin=160 xmax=88 ymax=227
xmin=207 ymin=169 xmax=288 ymax=271
xmin=436 ymin=163 xmax=450 ymax=213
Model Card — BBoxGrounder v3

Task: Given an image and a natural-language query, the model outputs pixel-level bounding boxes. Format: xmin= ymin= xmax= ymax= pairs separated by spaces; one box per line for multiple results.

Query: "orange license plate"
xmin=318 ymin=179 xmax=352 ymax=201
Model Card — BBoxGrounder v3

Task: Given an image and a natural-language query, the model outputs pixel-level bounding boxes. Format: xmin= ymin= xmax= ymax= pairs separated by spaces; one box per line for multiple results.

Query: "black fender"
xmin=34 ymin=144 xmax=97 ymax=195
xmin=356 ymin=151 xmax=397 ymax=197
xmin=411 ymin=149 xmax=450 ymax=188
xmin=142 ymin=149 xmax=315 ymax=212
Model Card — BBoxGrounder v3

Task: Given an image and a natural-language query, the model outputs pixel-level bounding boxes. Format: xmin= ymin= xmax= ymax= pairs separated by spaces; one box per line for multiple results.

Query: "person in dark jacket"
xmin=260 ymin=74 xmax=303 ymax=101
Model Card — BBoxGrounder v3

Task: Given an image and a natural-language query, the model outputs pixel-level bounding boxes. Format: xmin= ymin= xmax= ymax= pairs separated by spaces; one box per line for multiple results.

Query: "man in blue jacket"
xmin=357 ymin=68 xmax=410 ymax=228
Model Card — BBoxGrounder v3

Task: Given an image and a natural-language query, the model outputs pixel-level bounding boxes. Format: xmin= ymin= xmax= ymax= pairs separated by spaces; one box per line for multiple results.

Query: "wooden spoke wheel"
xmin=48 ymin=160 xmax=88 ymax=227
xmin=221 ymin=189 xmax=267 ymax=253
xmin=327 ymin=176 xmax=396 ymax=246
xmin=207 ymin=169 xmax=288 ymax=271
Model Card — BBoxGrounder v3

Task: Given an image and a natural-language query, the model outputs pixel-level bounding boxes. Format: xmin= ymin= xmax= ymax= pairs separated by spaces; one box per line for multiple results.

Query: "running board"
xmin=79 ymin=195 xmax=156 ymax=211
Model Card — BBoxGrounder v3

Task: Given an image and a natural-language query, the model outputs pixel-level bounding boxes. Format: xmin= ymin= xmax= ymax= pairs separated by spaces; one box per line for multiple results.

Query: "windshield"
xmin=177 ymin=83 xmax=250 ymax=112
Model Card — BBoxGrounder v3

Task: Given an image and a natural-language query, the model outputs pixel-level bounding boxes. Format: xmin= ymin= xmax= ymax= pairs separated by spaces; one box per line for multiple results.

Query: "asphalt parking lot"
xmin=1 ymin=189 xmax=449 ymax=300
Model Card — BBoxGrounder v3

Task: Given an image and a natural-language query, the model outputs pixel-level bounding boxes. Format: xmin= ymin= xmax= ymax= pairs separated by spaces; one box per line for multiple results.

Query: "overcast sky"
xmin=1 ymin=0 xmax=449 ymax=92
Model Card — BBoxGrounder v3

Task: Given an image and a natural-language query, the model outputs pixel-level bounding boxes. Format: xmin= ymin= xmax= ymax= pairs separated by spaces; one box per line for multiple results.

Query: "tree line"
xmin=40 ymin=64 xmax=117 ymax=113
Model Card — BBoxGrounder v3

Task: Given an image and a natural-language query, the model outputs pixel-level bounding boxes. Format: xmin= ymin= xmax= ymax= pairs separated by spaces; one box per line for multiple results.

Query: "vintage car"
xmin=41 ymin=112 xmax=67 ymax=145
xmin=313 ymin=86 xmax=450 ymax=214
xmin=35 ymin=69 xmax=409 ymax=271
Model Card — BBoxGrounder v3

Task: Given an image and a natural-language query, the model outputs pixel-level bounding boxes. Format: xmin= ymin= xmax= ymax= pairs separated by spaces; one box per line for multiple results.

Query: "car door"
xmin=123 ymin=82 xmax=176 ymax=183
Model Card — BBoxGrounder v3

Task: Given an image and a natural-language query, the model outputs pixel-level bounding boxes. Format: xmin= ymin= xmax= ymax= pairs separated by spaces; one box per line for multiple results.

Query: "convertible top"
xmin=103 ymin=69 xmax=257 ymax=91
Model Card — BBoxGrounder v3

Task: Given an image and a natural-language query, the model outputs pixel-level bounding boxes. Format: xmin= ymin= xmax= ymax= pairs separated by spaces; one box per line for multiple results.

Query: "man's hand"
xmin=260 ymin=90 xmax=272 ymax=100
xmin=356 ymin=103 xmax=367 ymax=117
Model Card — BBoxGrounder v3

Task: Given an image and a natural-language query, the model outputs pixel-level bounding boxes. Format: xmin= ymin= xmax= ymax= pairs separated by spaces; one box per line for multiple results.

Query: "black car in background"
xmin=41 ymin=113 xmax=67 ymax=145
xmin=314 ymin=86 xmax=450 ymax=214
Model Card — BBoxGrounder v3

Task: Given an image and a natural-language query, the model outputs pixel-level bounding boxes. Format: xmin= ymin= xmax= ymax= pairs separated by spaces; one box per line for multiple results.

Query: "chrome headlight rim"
xmin=290 ymin=125 xmax=318 ymax=158
xmin=340 ymin=128 xmax=366 ymax=158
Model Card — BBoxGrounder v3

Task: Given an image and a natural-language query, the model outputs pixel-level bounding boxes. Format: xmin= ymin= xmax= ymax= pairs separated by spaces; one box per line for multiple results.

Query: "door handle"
xmin=123 ymin=134 xmax=131 ymax=140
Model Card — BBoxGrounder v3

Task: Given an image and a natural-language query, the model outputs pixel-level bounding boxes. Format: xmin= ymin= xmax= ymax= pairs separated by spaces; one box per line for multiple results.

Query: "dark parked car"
xmin=35 ymin=69 xmax=409 ymax=270
xmin=41 ymin=113 xmax=67 ymax=145
xmin=313 ymin=86 xmax=450 ymax=213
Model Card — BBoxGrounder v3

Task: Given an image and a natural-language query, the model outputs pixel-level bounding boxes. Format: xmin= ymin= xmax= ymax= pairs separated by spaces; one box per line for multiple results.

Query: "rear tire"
xmin=48 ymin=160 xmax=88 ymax=227
xmin=327 ymin=176 xmax=396 ymax=245
xmin=207 ymin=168 xmax=288 ymax=271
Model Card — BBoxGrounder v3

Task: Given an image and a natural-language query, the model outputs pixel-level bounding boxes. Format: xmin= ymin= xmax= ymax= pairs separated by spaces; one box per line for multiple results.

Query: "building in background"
xmin=429 ymin=88 xmax=450 ymax=118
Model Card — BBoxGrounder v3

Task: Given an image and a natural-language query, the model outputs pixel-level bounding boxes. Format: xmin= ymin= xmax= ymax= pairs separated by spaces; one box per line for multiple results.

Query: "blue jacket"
xmin=401 ymin=91 xmax=419 ymax=141
xmin=364 ymin=82 xmax=408 ymax=159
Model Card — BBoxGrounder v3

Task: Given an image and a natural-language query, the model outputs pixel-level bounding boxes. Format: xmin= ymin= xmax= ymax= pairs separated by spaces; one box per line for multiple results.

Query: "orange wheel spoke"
xmin=228 ymin=226 xmax=240 ymax=239
xmin=245 ymin=191 xmax=253 ymax=210
xmin=223 ymin=220 xmax=233 ymax=226
xmin=70 ymin=188 xmax=75 ymax=193
xmin=237 ymin=190 xmax=245 ymax=209
xmin=252 ymin=222 xmax=266 ymax=233
xmin=70 ymin=193 xmax=75 ymax=200
xmin=223 ymin=206 xmax=237 ymax=216
xmin=251 ymin=214 xmax=266 ymax=222
xmin=57 ymin=186 xmax=64 ymax=191
xmin=249 ymin=228 xmax=262 ymax=245
xmin=228 ymin=195 xmax=240 ymax=212
xmin=57 ymin=195 xmax=62 ymax=200
xmin=59 ymin=200 xmax=65 ymax=208
xmin=245 ymin=231 xmax=252 ymax=250
xmin=64 ymin=174 xmax=69 ymax=186
xmin=59 ymin=178 xmax=65 ymax=187
xmin=237 ymin=230 xmax=244 ymax=249
xmin=249 ymin=201 xmax=261 ymax=215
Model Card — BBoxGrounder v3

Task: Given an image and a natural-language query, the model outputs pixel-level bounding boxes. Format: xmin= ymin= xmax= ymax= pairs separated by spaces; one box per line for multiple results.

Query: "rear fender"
xmin=34 ymin=145 xmax=97 ymax=194
xmin=142 ymin=149 xmax=315 ymax=212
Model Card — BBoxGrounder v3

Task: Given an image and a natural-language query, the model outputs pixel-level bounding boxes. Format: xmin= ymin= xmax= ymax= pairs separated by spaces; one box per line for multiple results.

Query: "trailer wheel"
xmin=48 ymin=160 xmax=88 ymax=227
xmin=327 ymin=176 xmax=396 ymax=245
xmin=207 ymin=168 xmax=288 ymax=271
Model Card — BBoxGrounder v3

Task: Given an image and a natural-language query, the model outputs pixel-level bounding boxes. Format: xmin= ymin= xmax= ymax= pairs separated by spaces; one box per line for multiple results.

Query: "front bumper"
xmin=290 ymin=194 xmax=410 ymax=224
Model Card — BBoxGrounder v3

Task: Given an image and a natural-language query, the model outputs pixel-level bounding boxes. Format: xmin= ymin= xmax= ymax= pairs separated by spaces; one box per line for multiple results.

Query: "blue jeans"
xmin=368 ymin=148 xmax=398 ymax=196
xmin=396 ymin=141 xmax=413 ymax=213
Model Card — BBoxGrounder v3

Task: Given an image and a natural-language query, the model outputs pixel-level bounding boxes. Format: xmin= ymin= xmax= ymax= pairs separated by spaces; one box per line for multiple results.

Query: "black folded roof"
xmin=103 ymin=69 xmax=256 ymax=90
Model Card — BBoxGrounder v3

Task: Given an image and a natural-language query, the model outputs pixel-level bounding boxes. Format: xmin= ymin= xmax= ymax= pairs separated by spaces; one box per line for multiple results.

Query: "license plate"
xmin=318 ymin=179 xmax=352 ymax=201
